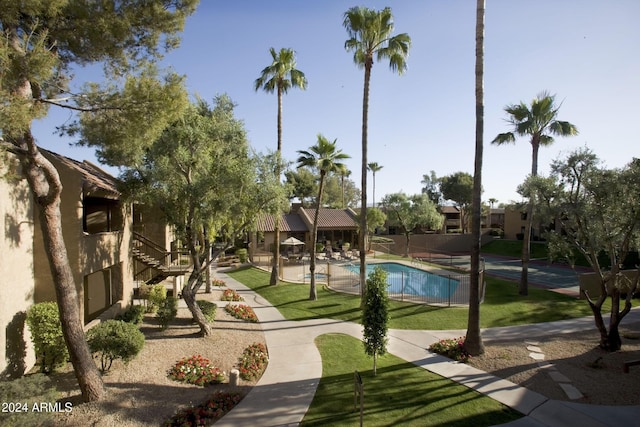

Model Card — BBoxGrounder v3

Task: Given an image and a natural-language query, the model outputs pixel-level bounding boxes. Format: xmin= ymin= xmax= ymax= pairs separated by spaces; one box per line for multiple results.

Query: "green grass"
xmin=227 ymin=267 xmax=603 ymax=329
xmin=481 ymin=239 xmax=549 ymax=259
xmin=301 ymin=334 xmax=522 ymax=426
xmin=0 ymin=373 xmax=61 ymax=426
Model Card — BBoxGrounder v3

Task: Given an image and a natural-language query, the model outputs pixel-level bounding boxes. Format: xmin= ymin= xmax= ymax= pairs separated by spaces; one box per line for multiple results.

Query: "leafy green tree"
xmin=286 ymin=167 xmax=360 ymax=209
xmin=464 ymin=0 xmax=486 ymax=357
xmin=255 ymin=47 xmax=308 ymax=286
xmin=440 ymin=172 xmax=474 ymax=233
xmin=381 ymin=193 xmax=443 ymax=257
xmin=321 ymin=174 xmax=361 ymax=209
xmin=531 ymin=148 xmax=640 ymax=351
xmin=120 ymin=96 xmax=286 ymax=334
xmin=356 ymin=207 xmax=387 ymax=252
xmin=285 ymin=168 xmax=316 ymax=207
xmin=421 ymin=170 xmax=442 ymax=205
xmin=297 ymin=135 xmax=350 ymax=300
xmin=492 ymin=91 xmax=578 ymax=296
xmin=362 ymin=267 xmax=390 ymax=376
xmin=367 ymin=162 xmax=383 ymax=207
xmin=343 ymin=6 xmax=410 ymax=299
xmin=0 ymin=0 xmax=197 ymax=402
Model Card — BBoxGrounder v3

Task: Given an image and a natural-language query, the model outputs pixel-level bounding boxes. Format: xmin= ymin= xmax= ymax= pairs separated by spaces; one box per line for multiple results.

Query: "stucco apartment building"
xmin=1 ymin=149 xmax=135 ymax=378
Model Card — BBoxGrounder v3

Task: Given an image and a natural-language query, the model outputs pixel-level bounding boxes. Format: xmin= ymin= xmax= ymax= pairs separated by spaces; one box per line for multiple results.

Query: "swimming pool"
xmin=343 ymin=262 xmax=459 ymax=299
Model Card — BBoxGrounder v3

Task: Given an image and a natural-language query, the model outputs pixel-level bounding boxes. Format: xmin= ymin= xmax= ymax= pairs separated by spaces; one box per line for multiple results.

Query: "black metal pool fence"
xmin=312 ymin=261 xmax=484 ymax=307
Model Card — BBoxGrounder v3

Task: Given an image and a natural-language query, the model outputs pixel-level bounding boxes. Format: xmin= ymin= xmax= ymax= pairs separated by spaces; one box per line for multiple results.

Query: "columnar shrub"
xmin=224 ymin=304 xmax=258 ymax=322
xmin=196 ymin=300 xmax=217 ymax=322
xmin=163 ymin=392 xmax=241 ymax=426
xmin=362 ymin=266 xmax=390 ymax=375
xmin=167 ymin=355 xmax=226 ymax=386
xmin=25 ymin=302 xmax=69 ymax=373
xmin=156 ymin=297 xmax=178 ymax=330
xmin=237 ymin=342 xmax=268 ymax=381
xmin=86 ymin=320 xmax=145 ymax=373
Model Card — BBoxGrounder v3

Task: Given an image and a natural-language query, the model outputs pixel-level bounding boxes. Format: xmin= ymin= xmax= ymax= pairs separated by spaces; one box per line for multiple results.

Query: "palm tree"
xmin=343 ymin=6 xmax=410 ymax=298
xmin=255 ymin=47 xmax=307 ymax=285
xmin=367 ymin=162 xmax=383 ymax=208
xmin=492 ymin=91 xmax=578 ymax=296
xmin=464 ymin=0 xmax=486 ymax=357
xmin=297 ymin=135 xmax=350 ymax=300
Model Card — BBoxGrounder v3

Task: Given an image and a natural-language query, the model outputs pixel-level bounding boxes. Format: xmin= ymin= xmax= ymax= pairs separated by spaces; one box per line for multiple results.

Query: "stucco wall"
xmin=0 ymin=155 xmax=36 ymax=377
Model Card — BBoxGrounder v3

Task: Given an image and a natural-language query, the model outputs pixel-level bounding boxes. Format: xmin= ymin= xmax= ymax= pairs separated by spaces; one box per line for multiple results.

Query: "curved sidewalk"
xmin=216 ymin=272 xmax=640 ymax=427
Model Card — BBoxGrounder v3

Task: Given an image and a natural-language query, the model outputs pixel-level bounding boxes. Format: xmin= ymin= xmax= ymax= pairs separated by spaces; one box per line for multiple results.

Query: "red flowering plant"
xmin=428 ymin=336 xmax=471 ymax=363
xmin=167 ymin=355 xmax=226 ymax=386
xmin=238 ymin=343 xmax=269 ymax=381
xmin=224 ymin=304 xmax=258 ymax=322
xmin=163 ymin=392 xmax=242 ymax=426
xmin=221 ymin=288 xmax=244 ymax=301
xmin=211 ymin=279 xmax=226 ymax=287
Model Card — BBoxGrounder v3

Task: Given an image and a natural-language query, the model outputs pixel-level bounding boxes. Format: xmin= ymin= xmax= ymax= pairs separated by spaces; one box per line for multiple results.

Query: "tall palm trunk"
xmin=520 ymin=139 xmax=540 ymax=296
xmin=309 ymin=171 xmax=326 ymax=300
xmin=270 ymin=86 xmax=284 ymax=285
xmin=465 ymin=0 xmax=486 ymax=356
xmin=359 ymin=59 xmax=372 ymax=301
xmin=20 ymin=132 xmax=106 ymax=402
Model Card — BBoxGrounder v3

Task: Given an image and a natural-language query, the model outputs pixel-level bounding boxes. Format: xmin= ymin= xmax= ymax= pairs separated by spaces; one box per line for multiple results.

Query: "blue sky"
xmin=33 ymin=0 xmax=640 ymax=206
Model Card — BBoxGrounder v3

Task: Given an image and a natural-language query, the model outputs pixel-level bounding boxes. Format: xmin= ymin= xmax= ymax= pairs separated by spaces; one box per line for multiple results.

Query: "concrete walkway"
xmin=215 ymin=272 xmax=640 ymax=427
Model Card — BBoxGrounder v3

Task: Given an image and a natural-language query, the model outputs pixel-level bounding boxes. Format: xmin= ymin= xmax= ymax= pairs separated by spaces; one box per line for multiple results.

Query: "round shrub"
xmin=235 ymin=248 xmax=248 ymax=263
xmin=86 ymin=320 xmax=145 ymax=373
xmin=148 ymin=284 xmax=168 ymax=313
xmin=116 ymin=304 xmax=145 ymax=324
xmin=25 ymin=302 xmax=69 ymax=373
xmin=156 ymin=296 xmax=178 ymax=330
xmin=196 ymin=300 xmax=217 ymax=322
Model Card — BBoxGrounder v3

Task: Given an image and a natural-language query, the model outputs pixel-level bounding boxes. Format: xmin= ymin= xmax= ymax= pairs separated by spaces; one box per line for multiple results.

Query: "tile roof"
xmin=256 ymin=208 xmax=358 ymax=232
xmin=256 ymin=213 xmax=309 ymax=232
xmin=42 ymin=149 xmax=120 ymax=198
xmin=299 ymin=208 xmax=358 ymax=230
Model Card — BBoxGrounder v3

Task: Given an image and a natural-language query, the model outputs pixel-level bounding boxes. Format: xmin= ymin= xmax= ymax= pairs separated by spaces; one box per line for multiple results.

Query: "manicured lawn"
xmin=226 ymin=267 xmax=602 ymax=330
xmin=301 ymin=334 xmax=522 ymax=426
xmin=481 ymin=239 xmax=549 ymax=259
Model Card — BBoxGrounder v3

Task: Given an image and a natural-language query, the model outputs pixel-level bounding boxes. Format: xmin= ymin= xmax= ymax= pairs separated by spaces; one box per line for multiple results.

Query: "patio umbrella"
xmin=281 ymin=236 xmax=305 ymax=246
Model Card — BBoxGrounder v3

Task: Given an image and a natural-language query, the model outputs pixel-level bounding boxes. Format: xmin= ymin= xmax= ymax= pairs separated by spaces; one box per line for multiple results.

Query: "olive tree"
xmin=530 ymin=148 xmax=640 ymax=351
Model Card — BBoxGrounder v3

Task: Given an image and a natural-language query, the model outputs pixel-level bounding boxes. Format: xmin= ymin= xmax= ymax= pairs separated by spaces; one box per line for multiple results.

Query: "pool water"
xmin=344 ymin=262 xmax=459 ymax=299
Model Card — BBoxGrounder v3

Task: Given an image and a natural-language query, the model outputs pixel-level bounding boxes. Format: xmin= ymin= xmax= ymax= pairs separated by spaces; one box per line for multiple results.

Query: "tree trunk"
xmin=519 ymin=202 xmax=533 ymax=296
xmin=309 ymin=174 xmax=326 ymax=301
xmin=21 ymin=135 xmax=106 ymax=402
xmin=271 ymin=86 xmax=284 ymax=285
xmin=464 ymin=0 xmax=486 ymax=357
xmin=182 ymin=274 xmax=212 ymax=336
xmin=359 ymin=59 xmax=373 ymax=303
xmin=404 ymin=232 xmax=411 ymax=258
xmin=520 ymin=140 xmax=540 ymax=296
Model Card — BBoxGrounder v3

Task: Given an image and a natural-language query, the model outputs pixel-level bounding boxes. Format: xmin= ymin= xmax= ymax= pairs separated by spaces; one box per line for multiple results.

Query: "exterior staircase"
xmin=132 ymin=232 xmax=191 ymax=285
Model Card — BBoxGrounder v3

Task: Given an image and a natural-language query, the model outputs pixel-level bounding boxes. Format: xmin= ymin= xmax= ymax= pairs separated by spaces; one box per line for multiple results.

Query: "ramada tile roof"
xmin=299 ymin=208 xmax=358 ymax=230
xmin=257 ymin=208 xmax=358 ymax=232
xmin=256 ymin=213 xmax=308 ymax=232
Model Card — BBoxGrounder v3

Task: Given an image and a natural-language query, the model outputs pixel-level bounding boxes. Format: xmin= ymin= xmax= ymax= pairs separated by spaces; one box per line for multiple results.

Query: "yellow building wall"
xmin=0 ymin=154 xmax=36 ymax=377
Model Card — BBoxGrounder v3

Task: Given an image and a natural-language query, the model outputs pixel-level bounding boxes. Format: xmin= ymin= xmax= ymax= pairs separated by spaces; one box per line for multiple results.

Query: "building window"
xmin=83 ymin=197 xmax=123 ymax=233
xmin=520 ymin=212 xmax=528 ymax=220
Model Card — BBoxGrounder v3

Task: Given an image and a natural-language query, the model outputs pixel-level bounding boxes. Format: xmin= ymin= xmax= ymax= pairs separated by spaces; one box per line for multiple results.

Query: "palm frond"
xmin=491 ymin=132 xmax=516 ymax=145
